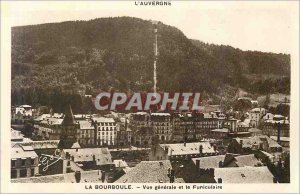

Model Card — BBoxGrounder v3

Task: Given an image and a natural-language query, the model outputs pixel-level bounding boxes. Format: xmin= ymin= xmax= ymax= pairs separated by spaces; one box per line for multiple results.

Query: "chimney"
xmin=93 ymin=155 xmax=96 ymax=161
xmin=195 ymin=159 xmax=200 ymax=169
xmin=277 ymin=123 xmax=281 ymax=144
xmin=169 ymin=169 xmax=175 ymax=183
xmin=165 ymin=146 xmax=169 ymax=154
xmin=184 ymin=141 xmax=186 ymax=147
xmin=76 ymin=148 xmax=78 ymax=152
xmin=219 ymin=161 xmax=223 ymax=168
xmin=75 ymin=171 xmax=81 ymax=183
xmin=217 ymin=178 xmax=222 ymax=183
xmin=199 ymin=145 xmax=203 ymax=155
xmin=213 ymin=145 xmax=217 ymax=152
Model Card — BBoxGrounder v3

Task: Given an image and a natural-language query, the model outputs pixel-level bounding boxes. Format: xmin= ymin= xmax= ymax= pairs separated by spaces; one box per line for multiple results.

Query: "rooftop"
xmin=11 ymin=144 xmax=38 ymax=159
xmin=92 ymin=117 xmax=115 ymax=123
xmin=235 ymin=135 xmax=281 ymax=148
xmin=115 ymin=160 xmax=177 ymax=183
xmin=192 ymin=155 xmax=226 ymax=169
xmin=214 ymin=166 xmax=274 ymax=183
xmin=63 ymin=148 xmax=112 ymax=166
xmin=11 ymin=170 xmax=104 ymax=183
xmin=160 ymin=142 xmax=216 ymax=156
xmin=79 ymin=120 xmax=94 ymax=130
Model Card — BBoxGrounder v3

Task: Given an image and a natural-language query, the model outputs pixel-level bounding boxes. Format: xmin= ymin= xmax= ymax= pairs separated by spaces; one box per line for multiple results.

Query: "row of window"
xmin=11 ymin=168 xmax=35 ymax=178
xmin=11 ymin=158 xmax=35 ymax=167
xmin=97 ymin=127 xmax=116 ymax=131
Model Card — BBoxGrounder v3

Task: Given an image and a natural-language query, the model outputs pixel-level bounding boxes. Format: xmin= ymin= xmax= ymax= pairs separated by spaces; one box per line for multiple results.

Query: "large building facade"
xmin=92 ymin=117 xmax=117 ymax=146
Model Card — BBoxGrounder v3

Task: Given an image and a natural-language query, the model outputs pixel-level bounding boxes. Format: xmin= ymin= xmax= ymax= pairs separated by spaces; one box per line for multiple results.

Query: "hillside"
xmin=11 ymin=17 xmax=290 ymax=111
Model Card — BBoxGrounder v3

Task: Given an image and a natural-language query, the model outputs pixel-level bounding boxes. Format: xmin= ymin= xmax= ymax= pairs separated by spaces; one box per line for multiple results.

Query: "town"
xmin=10 ymin=97 xmax=290 ymax=183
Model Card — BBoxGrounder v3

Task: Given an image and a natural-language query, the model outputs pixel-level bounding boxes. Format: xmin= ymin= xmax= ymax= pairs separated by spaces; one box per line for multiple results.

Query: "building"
xmin=11 ymin=144 xmax=39 ymax=179
xmin=115 ymin=160 xmax=184 ymax=183
xmin=248 ymin=108 xmax=266 ymax=127
xmin=11 ymin=170 xmax=107 ymax=183
xmin=129 ymin=112 xmax=154 ymax=146
xmin=150 ymin=113 xmax=172 ymax=142
xmin=78 ymin=120 xmax=95 ymax=146
xmin=227 ymin=135 xmax=282 ymax=154
xmin=172 ymin=111 xmax=225 ymax=143
xmin=11 ymin=128 xmax=24 ymax=142
xmin=115 ymin=117 xmax=132 ymax=147
xmin=61 ymin=148 xmax=113 ymax=170
xmin=92 ymin=117 xmax=117 ymax=146
xmin=214 ymin=166 xmax=274 ymax=183
xmin=33 ymin=106 xmax=80 ymax=148
xmin=149 ymin=142 xmax=216 ymax=161
xmin=174 ymin=153 xmax=262 ymax=183
xmin=262 ymin=115 xmax=290 ymax=138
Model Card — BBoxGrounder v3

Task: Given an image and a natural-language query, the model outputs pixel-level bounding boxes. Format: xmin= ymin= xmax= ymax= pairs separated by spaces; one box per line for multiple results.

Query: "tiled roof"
xmin=79 ymin=120 xmax=94 ymax=130
xmin=92 ymin=117 xmax=115 ymax=123
xmin=214 ymin=166 xmax=274 ymax=183
xmin=115 ymin=160 xmax=174 ymax=183
xmin=211 ymin=128 xmax=229 ymax=133
xmin=11 ymin=128 xmax=24 ymax=141
xmin=151 ymin=113 xmax=170 ymax=116
xmin=11 ymin=144 xmax=38 ymax=159
xmin=248 ymin=128 xmax=262 ymax=133
xmin=40 ymin=118 xmax=64 ymax=125
xmin=236 ymin=135 xmax=281 ymax=148
xmin=63 ymin=148 xmax=112 ymax=166
xmin=270 ymin=136 xmax=289 ymax=142
xmin=160 ymin=142 xmax=216 ymax=156
xmin=16 ymin=140 xmax=60 ymax=149
xmin=114 ymin=160 xmax=129 ymax=168
xmin=192 ymin=155 xmax=226 ymax=169
xmin=11 ymin=170 xmax=105 ymax=183
xmin=232 ymin=154 xmax=262 ymax=167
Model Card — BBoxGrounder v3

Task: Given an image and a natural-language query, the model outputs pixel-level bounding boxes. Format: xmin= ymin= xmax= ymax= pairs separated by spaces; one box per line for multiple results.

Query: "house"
xmin=61 ymin=148 xmax=113 ymax=170
xmin=114 ymin=160 xmax=184 ymax=183
xmin=11 ymin=170 xmax=106 ymax=183
xmin=78 ymin=120 xmax=95 ymax=146
xmin=149 ymin=142 xmax=216 ymax=161
xmin=248 ymin=108 xmax=266 ymax=127
xmin=227 ymin=135 xmax=282 ymax=154
xmin=270 ymin=136 xmax=290 ymax=147
xmin=262 ymin=115 xmax=290 ymax=138
xmin=11 ymin=144 xmax=39 ymax=179
xmin=214 ymin=166 xmax=274 ymax=183
xmin=92 ymin=117 xmax=117 ymax=146
xmin=11 ymin=128 xmax=24 ymax=142
xmin=150 ymin=113 xmax=172 ymax=142
xmin=175 ymin=153 xmax=262 ymax=183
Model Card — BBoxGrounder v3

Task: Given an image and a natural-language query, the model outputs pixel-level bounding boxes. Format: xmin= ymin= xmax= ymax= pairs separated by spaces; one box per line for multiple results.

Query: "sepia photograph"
xmin=1 ymin=0 xmax=299 ymax=193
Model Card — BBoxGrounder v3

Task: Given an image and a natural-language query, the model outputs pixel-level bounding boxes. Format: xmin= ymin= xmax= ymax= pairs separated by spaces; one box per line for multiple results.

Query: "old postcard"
xmin=0 ymin=0 xmax=299 ymax=193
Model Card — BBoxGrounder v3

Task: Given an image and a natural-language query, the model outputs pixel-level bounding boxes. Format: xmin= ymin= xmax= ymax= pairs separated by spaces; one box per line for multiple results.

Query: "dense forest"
xmin=11 ymin=17 xmax=290 ymax=112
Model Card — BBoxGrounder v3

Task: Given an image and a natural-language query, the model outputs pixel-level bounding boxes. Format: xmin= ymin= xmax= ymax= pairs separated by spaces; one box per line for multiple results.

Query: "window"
xmin=31 ymin=168 xmax=35 ymax=177
xmin=11 ymin=160 xmax=16 ymax=167
xmin=21 ymin=159 xmax=26 ymax=166
xmin=11 ymin=170 xmax=17 ymax=179
xmin=20 ymin=169 xmax=27 ymax=177
xmin=31 ymin=159 xmax=35 ymax=165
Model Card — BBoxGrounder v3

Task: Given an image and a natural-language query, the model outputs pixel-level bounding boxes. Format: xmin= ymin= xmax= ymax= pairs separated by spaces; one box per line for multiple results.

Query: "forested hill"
xmin=11 ymin=17 xmax=290 ymax=109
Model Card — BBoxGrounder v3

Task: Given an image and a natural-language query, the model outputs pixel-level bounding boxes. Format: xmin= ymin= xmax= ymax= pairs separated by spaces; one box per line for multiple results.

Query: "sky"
xmin=4 ymin=1 xmax=298 ymax=54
